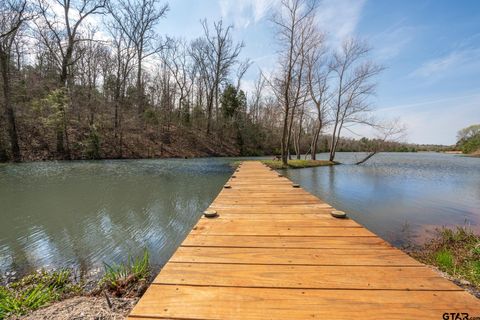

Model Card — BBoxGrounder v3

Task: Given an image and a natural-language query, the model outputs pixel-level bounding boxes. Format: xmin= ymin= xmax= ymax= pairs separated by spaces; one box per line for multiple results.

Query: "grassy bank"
xmin=0 ymin=270 xmax=82 ymax=319
xmin=261 ymin=159 xmax=336 ymax=169
xmin=410 ymin=227 xmax=480 ymax=292
xmin=0 ymin=251 xmax=151 ymax=319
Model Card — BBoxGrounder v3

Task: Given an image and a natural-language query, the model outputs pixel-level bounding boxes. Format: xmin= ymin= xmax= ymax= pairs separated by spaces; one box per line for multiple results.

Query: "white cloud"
xmin=340 ymin=92 xmax=480 ymax=145
xmin=377 ymin=93 xmax=480 ymax=144
xmin=315 ymin=0 xmax=367 ymax=48
xmin=34 ymin=0 xmax=109 ymax=42
xmin=371 ymin=25 xmax=414 ymax=61
xmin=411 ymin=52 xmax=463 ymax=78
xmin=219 ymin=0 xmax=274 ymax=28
xmin=410 ymin=47 xmax=480 ymax=79
xmin=218 ymin=0 xmax=366 ymax=38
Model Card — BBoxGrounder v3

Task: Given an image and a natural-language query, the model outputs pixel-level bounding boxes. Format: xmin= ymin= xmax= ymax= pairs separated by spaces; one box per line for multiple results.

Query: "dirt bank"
xmin=12 ymin=296 xmax=137 ymax=320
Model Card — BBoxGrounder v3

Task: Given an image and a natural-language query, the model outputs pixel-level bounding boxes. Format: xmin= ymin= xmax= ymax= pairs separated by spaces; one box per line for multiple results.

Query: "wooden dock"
xmin=128 ymin=161 xmax=480 ymax=319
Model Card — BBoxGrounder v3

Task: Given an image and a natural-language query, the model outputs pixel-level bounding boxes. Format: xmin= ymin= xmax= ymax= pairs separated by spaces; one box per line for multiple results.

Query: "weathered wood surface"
xmin=128 ymin=161 xmax=480 ymax=319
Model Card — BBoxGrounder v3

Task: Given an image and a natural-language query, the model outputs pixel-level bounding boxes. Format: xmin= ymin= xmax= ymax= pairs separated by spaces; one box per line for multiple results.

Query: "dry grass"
xmin=12 ymin=296 xmax=137 ymax=320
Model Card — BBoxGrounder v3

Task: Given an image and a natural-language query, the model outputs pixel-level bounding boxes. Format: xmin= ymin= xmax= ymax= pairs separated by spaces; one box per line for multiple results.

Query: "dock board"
xmin=128 ymin=161 xmax=480 ymax=319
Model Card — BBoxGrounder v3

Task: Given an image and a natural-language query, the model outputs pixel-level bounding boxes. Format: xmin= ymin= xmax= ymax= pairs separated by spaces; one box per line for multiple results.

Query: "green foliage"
xmin=414 ymin=227 xmax=480 ymax=288
xmin=237 ymin=90 xmax=247 ymax=112
xmin=457 ymin=124 xmax=480 ymax=154
xmin=32 ymin=89 xmax=68 ymax=129
xmin=459 ymin=135 xmax=480 ymax=154
xmin=220 ymin=84 xmax=240 ymax=118
xmin=100 ymin=250 xmax=150 ymax=297
xmin=457 ymin=124 xmax=480 ymax=141
xmin=469 ymin=261 xmax=480 ymax=284
xmin=180 ymin=101 xmax=190 ymax=124
xmin=85 ymin=126 xmax=101 ymax=160
xmin=0 ymin=269 xmax=81 ymax=319
xmin=435 ymin=249 xmax=454 ymax=271
xmin=143 ymin=108 xmax=160 ymax=125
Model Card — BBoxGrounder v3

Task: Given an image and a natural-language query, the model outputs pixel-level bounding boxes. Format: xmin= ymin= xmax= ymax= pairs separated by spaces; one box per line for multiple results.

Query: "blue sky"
xmin=157 ymin=0 xmax=480 ymax=145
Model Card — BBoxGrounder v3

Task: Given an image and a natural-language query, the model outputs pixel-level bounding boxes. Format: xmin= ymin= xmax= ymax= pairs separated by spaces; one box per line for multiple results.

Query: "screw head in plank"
xmin=331 ymin=210 xmax=347 ymax=219
xmin=203 ymin=209 xmax=218 ymax=218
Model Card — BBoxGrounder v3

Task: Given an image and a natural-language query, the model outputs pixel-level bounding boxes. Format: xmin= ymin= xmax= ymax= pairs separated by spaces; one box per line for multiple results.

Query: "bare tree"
xmin=76 ymin=33 xmax=106 ymax=125
xmin=328 ymin=38 xmax=383 ymax=161
xmin=36 ymin=0 xmax=106 ymax=158
xmin=191 ymin=20 xmax=243 ymax=134
xmin=0 ymin=0 xmax=31 ymax=161
xmin=108 ymin=0 xmax=169 ymax=114
xmin=235 ymin=58 xmax=252 ymax=92
xmin=270 ymin=0 xmax=318 ymax=165
xmin=0 ymin=0 xmax=401 ymax=163
xmin=105 ymin=20 xmax=136 ymax=152
xmin=249 ymin=71 xmax=266 ymax=124
xmin=306 ymin=33 xmax=331 ymax=160
xmin=162 ymin=38 xmax=193 ymax=123
xmin=37 ymin=0 xmax=106 ymax=85
xmin=355 ymin=119 xmax=406 ymax=164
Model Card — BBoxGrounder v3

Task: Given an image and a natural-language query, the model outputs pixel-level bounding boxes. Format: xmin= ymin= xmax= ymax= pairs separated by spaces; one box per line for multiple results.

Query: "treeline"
xmin=1 ymin=0 xmax=406 ymax=163
xmin=0 ymin=0 xmax=278 ymax=161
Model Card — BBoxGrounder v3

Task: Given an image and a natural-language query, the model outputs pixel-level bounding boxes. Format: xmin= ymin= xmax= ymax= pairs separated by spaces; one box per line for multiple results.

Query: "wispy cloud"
xmin=378 ymin=93 xmax=480 ymax=144
xmin=372 ymin=25 xmax=414 ymax=61
xmin=410 ymin=47 xmax=480 ymax=79
xmin=344 ymin=92 xmax=480 ymax=144
xmin=218 ymin=0 xmax=274 ymax=28
xmin=315 ymin=0 xmax=367 ymax=47
xmin=219 ymin=0 xmax=366 ymax=38
xmin=381 ymin=92 xmax=480 ymax=112
xmin=411 ymin=51 xmax=465 ymax=78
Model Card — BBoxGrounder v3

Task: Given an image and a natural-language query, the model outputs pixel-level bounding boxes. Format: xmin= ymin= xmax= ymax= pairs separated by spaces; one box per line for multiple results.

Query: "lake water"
xmin=0 ymin=153 xmax=479 ymax=275
xmin=284 ymin=153 xmax=480 ymax=246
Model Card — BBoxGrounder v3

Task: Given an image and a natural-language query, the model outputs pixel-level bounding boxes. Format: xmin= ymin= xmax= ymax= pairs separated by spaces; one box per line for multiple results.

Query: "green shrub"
xmin=435 ymin=249 xmax=454 ymax=271
xmin=85 ymin=126 xmax=101 ymax=159
xmin=413 ymin=227 xmax=480 ymax=288
xmin=100 ymin=250 xmax=150 ymax=297
xmin=0 ymin=269 xmax=80 ymax=319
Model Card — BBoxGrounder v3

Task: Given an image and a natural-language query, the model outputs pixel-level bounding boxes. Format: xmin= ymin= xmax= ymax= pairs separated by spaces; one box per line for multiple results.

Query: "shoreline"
xmin=0 ymin=151 xmax=453 ymax=165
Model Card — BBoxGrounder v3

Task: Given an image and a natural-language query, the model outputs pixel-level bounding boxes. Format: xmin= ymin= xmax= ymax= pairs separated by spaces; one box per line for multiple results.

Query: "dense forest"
xmin=0 ymin=0 xmax=442 ymax=164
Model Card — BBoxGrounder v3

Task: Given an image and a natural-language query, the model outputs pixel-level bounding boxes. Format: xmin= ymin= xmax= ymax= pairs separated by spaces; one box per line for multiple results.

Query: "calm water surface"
xmin=0 ymin=159 xmax=233 ymax=275
xmin=0 ymin=153 xmax=479 ymax=274
xmin=284 ymin=152 xmax=480 ymax=246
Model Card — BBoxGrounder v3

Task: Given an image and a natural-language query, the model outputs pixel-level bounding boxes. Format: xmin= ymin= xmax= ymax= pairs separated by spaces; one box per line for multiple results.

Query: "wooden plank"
xmin=154 ymin=263 xmax=461 ymax=290
xmin=194 ymin=217 xmax=361 ymax=229
xmin=191 ymin=223 xmax=369 ymax=237
xmin=206 ymin=213 xmax=334 ymax=220
xmin=128 ymin=161 xmax=480 ymax=320
xmin=181 ymin=235 xmax=386 ymax=249
xmin=169 ymin=247 xmax=422 ymax=266
xmin=212 ymin=200 xmax=323 ymax=205
xmin=214 ymin=193 xmax=319 ymax=199
xmin=130 ymin=285 xmax=480 ymax=320
xmin=208 ymin=205 xmax=333 ymax=213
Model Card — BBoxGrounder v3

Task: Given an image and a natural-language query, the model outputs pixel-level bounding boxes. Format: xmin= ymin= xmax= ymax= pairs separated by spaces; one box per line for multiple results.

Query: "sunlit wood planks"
xmin=128 ymin=161 xmax=480 ymax=320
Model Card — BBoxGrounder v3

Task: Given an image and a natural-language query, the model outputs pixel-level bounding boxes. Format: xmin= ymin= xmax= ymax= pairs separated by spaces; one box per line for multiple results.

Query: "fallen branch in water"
xmin=355 ymin=151 xmax=377 ymax=165
xmin=355 ymin=119 xmax=406 ymax=165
